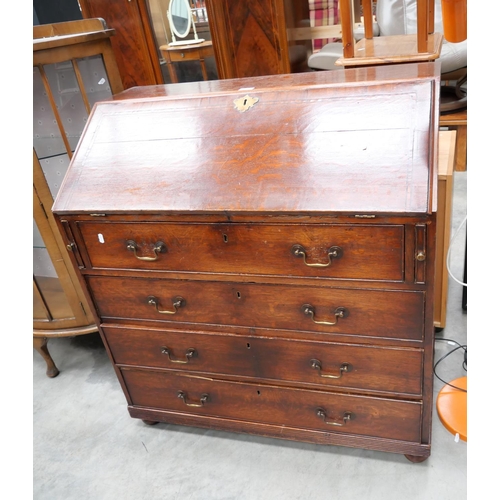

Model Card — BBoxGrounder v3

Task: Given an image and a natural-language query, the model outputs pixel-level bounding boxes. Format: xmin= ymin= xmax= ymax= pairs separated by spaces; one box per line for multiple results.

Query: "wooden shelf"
xmin=336 ymin=33 xmax=443 ymax=67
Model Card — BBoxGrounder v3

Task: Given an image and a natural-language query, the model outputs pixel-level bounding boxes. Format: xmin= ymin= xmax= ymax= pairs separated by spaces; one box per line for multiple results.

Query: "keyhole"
xmin=223 ymin=234 xmax=228 ymax=243
xmin=236 ymin=291 xmax=241 ymax=299
xmin=246 ymin=343 xmax=251 ymax=349
xmin=257 ymin=390 xmax=261 ymax=395
xmin=243 ymin=98 xmax=247 ymax=106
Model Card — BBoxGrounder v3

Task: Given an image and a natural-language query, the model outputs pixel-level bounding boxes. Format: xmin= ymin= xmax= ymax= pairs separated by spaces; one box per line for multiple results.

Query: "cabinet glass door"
xmin=33 ymin=218 xmax=74 ymax=322
xmin=33 ymin=55 xmax=113 ymax=330
xmin=33 ymin=55 xmax=113 ymax=191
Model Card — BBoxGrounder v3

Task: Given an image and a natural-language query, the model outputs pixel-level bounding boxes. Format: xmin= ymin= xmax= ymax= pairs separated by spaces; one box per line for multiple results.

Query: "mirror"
xmin=167 ymin=0 xmax=204 ymax=46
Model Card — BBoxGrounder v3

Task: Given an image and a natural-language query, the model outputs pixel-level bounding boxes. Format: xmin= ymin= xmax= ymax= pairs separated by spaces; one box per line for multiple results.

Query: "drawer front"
xmin=104 ymin=326 xmax=423 ymax=395
xmin=121 ymin=368 xmax=422 ymax=442
xmin=89 ymin=276 xmax=425 ymax=340
xmin=77 ymin=222 xmax=404 ymax=281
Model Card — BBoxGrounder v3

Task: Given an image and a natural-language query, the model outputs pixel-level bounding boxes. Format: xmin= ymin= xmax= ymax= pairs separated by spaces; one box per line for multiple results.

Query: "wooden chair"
xmin=333 ymin=1 xmax=466 ymax=171
xmin=287 ymin=0 xmax=355 ymax=71
xmin=335 ymin=0 xmax=443 ymax=66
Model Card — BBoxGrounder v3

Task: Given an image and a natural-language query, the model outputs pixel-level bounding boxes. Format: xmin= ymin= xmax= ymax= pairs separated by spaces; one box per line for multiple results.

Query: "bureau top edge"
xmin=52 ymin=65 xmax=440 ymax=217
xmin=52 ymin=209 xmax=436 ymax=220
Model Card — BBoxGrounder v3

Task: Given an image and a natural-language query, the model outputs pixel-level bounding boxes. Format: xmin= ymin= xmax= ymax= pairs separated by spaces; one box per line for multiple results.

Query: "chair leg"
xmin=33 ymin=337 xmax=60 ymax=378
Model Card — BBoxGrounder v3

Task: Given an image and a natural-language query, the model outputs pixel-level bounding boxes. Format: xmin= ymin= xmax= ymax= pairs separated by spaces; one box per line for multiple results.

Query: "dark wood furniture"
xmin=53 ymin=62 xmax=440 ymax=461
xmin=205 ymin=0 xmax=311 ymax=78
xmin=78 ymin=0 xmax=164 ymax=88
xmin=160 ymin=40 xmax=215 ymax=82
xmin=33 ymin=18 xmax=124 ymax=377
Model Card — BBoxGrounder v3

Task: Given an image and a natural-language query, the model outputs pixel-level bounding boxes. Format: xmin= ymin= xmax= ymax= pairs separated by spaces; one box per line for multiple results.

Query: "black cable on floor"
xmin=434 ymin=338 xmax=467 ymax=392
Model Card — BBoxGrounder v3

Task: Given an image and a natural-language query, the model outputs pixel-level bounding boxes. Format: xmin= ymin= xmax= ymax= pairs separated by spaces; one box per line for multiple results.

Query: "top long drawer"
xmin=75 ymin=222 xmax=404 ymax=281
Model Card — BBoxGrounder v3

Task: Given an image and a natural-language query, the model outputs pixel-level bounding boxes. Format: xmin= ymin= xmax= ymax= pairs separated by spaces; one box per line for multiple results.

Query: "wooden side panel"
xmin=206 ymin=0 xmax=289 ymax=78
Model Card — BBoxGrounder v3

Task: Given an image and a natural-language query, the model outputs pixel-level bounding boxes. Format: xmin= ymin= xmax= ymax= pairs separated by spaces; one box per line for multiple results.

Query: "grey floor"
xmin=33 ymin=172 xmax=467 ymax=500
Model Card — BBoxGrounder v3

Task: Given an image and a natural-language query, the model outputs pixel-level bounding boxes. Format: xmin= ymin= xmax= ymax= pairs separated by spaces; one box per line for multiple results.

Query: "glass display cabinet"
xmin=33 ymin=18 xmax=124 ymax=376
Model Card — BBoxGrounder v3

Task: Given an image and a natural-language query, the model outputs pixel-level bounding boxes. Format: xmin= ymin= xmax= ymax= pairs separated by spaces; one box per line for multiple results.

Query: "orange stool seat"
xmin=436 ymin=376 xmax=467 ymax=441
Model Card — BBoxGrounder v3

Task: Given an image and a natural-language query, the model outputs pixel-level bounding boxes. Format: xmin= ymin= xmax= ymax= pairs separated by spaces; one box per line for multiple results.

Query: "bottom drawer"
xmin=121 ymin=368 xmax=422 ymax=443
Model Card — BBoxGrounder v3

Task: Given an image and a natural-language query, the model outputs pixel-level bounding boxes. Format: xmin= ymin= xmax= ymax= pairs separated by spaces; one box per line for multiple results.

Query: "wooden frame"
xmin=434 ymin=130 xmax=456 ymax=329
xmin=33 ymin=18 xmax=124 ymax=377
xmin=336 ymin=0 xmax=443 ymax=67
xmin=78 ymin=0 xmax=164 ymax=88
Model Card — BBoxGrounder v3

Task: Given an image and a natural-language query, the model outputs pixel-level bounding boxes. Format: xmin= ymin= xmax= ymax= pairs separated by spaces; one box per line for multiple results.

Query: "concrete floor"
xmin=33 ymin=172 xmax=467 ymax=500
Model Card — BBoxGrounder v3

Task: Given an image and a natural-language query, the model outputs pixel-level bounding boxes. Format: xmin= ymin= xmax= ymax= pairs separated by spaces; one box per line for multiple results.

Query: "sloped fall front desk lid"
xmin=53 ymin=62 xmax=440 ymax=217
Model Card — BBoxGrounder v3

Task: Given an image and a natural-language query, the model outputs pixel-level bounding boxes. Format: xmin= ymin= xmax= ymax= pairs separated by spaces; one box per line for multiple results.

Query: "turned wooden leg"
xmin=33 ymin=337 xmax=60 ymax=378
xmin=405 ymin=454 xmax=429 ymax=463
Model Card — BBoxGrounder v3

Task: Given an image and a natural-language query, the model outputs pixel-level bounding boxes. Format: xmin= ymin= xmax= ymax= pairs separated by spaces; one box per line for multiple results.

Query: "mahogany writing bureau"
xmin=53 ymin=62 xmax=440 ymax=462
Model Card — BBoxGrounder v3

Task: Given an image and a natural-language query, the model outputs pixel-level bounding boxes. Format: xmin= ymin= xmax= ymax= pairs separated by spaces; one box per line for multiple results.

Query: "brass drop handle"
xmin=177 ymin=390 xmax=209 ymax=407
xmin=302 ymin=304 xmax=349 ymax=326
xmin=316 ymin=408 xmax=353 ymax=426
xmin=147 ymin=295 xmax=185 ymax=315
xmin=310 ymin=359 xmax=352 ymax=379
xmin=161 ymin=347 xmax=197 ymax=363
xmin=291 ymin=244 xmax=343 ymax=267
xmin=127 ymin=240 xmax=166 ymax=261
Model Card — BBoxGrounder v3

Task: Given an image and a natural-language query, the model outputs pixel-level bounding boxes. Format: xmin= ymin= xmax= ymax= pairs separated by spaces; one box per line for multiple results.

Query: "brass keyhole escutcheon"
xmin=234 ymin=95 xmax=259 ymax=113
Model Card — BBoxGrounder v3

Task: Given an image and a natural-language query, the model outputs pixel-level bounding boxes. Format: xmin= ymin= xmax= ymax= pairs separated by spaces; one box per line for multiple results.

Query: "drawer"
xmin=76 ymin=222 xmax=404 ymax=281
xmin=89 ymin=276 xmax=425 ymax=340
xmin=121 ymin=368 xmax=422 ymax=443
xmin=104 ymin=326 xmax=423 ymax=395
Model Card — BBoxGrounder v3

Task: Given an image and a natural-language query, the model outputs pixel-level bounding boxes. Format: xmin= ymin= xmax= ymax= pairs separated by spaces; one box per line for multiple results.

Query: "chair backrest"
xmin=287 ymin=0 xmax=365 ymax=51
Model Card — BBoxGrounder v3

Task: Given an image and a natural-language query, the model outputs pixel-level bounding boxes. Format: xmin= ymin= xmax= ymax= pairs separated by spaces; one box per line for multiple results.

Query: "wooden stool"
xmin=335 ymin=0 xmax=443 ymax=67
xmin=440 ymin=109 xmax=467 ymax=171
xmin=436 ymin=376 xmax=467 ymax=442
xmin=160 ymin=41 xmax=214 ymax=83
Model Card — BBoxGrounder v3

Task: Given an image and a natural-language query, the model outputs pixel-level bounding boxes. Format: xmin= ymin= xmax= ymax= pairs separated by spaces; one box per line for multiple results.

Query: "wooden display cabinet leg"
xmin=454 ymin=125 xmax=467 ymax=171
xmin=33 ymin=337 xmax=60 ymax=378
xmin=405 ymin=454 xmax=429 ymax=463
xmin=142 ymin=420 xmax=159 ymax=425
